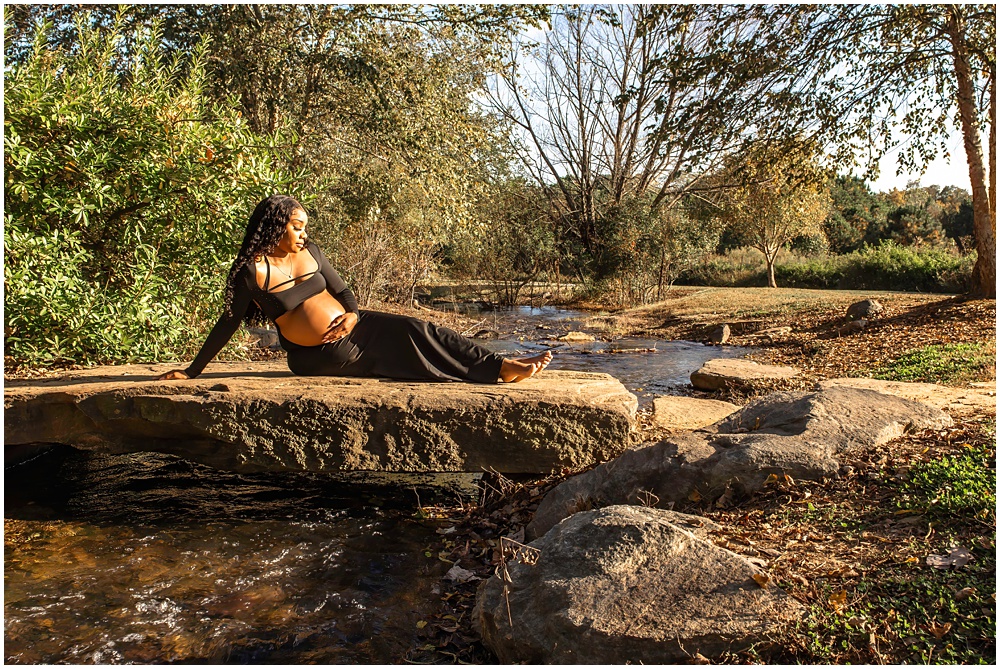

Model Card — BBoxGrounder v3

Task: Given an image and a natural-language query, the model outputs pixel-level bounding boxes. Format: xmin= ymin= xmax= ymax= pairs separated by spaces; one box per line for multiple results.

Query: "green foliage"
xmin=897 ymin=443 xmax=996 ymax=520
xmin=866 ymin=205 xmax=948 ymax=248
xmin=872 ymin=343 xmax=995 ymax=385
xmin=823 ymin=175 xmax=889 ymax=253
xmin=682 ymin=242 xmax=973 ymax=292
xmin=450 ymin=181 xmax=557 ymax=306
xmin=4 ymin=16 xmax=299 ymax=367
xmin=778 ymin=242 xmax=973 ymax=292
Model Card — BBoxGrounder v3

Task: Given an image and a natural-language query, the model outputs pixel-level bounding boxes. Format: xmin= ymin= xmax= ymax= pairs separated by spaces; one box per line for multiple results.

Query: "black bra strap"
xmin=266 ymin=271 xmax=319 ymax=293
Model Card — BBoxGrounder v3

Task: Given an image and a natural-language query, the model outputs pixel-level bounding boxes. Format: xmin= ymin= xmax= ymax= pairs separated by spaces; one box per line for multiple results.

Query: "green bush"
xmin=681 ymin=242 xmax=973 ymax=292
xmin=776 ymin=242 xmax=972 ymax=292
xmin=4 ymin=16 xmax=301 ymax=368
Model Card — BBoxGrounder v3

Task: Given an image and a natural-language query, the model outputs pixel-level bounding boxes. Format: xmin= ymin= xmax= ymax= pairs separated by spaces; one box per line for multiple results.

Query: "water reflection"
xmin=5 ymin=449 xmax=462 ymax=664
xmin=483 ymin=338 xmax=747 ymax=405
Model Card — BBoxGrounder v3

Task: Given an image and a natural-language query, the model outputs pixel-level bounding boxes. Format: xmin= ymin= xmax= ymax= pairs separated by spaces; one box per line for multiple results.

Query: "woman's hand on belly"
xmin=322 ymin=311 xmax=359 ymax=343
xmin=276 ymin=291 xmax=349 ymax=347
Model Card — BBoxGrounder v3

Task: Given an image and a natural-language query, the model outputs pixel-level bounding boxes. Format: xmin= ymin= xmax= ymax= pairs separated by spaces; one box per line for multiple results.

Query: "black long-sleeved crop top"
xmin=184 ymin=241 xmax=358 ymax=378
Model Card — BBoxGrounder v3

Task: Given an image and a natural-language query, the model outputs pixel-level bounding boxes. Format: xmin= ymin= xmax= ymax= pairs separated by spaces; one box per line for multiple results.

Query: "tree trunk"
xmin=765 ymin=250 xmax=778 ymax=288
xmin=947 ymin=9 xmax=995 ymax=298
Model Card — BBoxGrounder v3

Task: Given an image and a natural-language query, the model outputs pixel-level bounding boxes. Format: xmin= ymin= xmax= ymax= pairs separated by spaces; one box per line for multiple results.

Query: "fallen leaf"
xmin=690 ymin=652 xmax=711 ymax=664
xmin=763 ymin=473 xmax=780 ymax=486
xmin=829 ymin=589 xmax=847 ymax=612
xmin=752 ymin=573 xmax=770 ymax=588
xmin=688 ymin=489 xmax=702 ymax=502
xmin=416 ymin=620 xmax=428 ymax=629
xmin=926 ymin=546 xmax=973 ymax=569
xmin=925 ymin=621 xmax=952 ymax=639
xmin=445 ymin=564 xmax=480 ymax=584
xmin=955 ymin=587 xmax=976 ymax=601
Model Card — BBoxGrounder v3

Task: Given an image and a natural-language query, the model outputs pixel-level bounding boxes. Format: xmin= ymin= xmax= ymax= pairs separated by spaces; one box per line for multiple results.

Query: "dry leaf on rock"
xmin=752 ymin=572 xmax=770 ymax=588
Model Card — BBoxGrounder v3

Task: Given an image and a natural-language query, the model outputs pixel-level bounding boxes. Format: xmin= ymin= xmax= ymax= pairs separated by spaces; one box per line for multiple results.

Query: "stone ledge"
xmin=4 ymin=362 xmax=638 ymax=474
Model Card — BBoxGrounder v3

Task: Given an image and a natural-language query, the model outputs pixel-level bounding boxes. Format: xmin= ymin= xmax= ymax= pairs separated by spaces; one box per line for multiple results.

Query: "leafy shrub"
xmin=777 ymin=242 xmax=972 ymax=292
xmin=4 ymin=16 xmax=300 ymax=368
xmin=684 ymin=242 xmax=972 ymax=292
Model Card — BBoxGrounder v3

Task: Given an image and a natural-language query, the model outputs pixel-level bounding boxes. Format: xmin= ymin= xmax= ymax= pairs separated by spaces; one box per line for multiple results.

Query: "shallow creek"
xmin=4 ymin=307 xmax=746 ymax=663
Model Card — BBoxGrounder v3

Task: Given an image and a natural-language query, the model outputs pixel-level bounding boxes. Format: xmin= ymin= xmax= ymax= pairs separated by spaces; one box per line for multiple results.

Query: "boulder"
xmin=691 ymin=358 xmax=800 ymax=391
xmin=4 ymin=362 xmax=637 ymax=474
xmin=817 ymin=378 xmax=997 ymax=414
xmin=528 ymin=387 xmax=951 ymax=539
xmin=651 ymin=396 xmax=740 ymax=432
xmin=847 ymin=298 xmax=884 ymax=320
xmin=709 ymin=324 xmax=731 ymax=345
xmin=476 ymin=506 xmax=801 ymax=664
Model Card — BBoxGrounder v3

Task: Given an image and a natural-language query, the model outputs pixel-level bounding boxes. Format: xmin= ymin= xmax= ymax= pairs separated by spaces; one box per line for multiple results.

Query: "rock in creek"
xmin=690 ymin=358 xmax=800 ymax=391
xmin=651 ymin=396 xmax=740 ymax=432
xmin=475 ymin=506 xmax=800 ymax=664
xmin=528 ymin=387 xmax=951 ymax=539
xmin=4 ymin=362 xmax=637 ymax=474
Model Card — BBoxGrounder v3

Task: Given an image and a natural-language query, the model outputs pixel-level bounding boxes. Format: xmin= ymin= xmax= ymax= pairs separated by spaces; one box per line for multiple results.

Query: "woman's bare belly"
xmin=274 ymin=291 xmax=346 ymax=347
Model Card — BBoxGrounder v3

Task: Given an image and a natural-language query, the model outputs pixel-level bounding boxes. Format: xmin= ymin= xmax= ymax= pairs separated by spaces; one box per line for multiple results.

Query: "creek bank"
xmin=4 ymin=362 xmax=637 ymax=474
xmin=528 ymin=386 xmax=951 ymax=539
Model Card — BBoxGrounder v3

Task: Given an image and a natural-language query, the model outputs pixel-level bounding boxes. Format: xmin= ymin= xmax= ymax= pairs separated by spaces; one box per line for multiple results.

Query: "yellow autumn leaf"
xmin=415 ymin=620 xmax=428 ymax=629
xmin=752 ymin=573 xmax=770 ymax=588
xmin=829 ymin=589 xmax=847 ymax=611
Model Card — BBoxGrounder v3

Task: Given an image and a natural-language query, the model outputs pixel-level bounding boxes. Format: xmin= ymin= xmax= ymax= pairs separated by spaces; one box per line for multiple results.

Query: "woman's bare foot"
xmin=499 ymin=351 xmax=553 ymax=383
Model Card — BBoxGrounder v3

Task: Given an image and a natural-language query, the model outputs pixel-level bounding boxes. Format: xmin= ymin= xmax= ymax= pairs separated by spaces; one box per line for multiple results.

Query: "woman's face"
xmin=276 ymin=208 xmax=309 ymax=254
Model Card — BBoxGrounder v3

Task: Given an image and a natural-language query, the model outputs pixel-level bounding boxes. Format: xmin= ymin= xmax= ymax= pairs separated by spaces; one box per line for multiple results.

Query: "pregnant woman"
xmin=157 ymin=195 xmax=552 ymax=383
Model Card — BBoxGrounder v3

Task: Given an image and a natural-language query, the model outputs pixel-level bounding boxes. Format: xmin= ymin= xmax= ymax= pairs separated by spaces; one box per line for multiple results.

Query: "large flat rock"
xmin=4 ymin=362 xmax=637 ymax=474
xmin=691 ymin=358 xmax=799 ymax=391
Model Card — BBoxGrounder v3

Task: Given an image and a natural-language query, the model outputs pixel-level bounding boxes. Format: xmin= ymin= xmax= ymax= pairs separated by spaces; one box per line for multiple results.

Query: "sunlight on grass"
xmin=872 ymin=343 xmax=994 ymax=384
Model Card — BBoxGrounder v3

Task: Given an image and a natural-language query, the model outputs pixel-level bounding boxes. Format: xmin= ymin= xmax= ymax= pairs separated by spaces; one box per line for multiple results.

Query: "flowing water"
xmin=4 ymin=307 xmax=746 ymax=663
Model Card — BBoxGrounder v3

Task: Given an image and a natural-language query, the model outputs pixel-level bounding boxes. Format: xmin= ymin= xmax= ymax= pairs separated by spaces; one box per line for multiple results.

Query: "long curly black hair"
xmin=224 ymin=194 xmax=305 ymax=323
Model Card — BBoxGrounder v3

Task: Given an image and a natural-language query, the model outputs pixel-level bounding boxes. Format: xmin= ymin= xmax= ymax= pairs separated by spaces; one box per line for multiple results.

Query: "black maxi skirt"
xmin=283 ymin=310 xmax=505 ymax=384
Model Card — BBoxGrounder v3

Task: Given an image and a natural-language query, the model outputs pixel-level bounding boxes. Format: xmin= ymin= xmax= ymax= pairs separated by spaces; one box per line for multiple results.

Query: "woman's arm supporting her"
xmin=157 ymin=272 xmax=252 ymax=380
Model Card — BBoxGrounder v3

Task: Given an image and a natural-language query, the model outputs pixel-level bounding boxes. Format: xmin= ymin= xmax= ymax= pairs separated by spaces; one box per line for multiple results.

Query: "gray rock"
xmin=651 ymin=396 xmax=740 ymax=432
xmin=847 ymin=298 xmax=884 ymax=320
xmin=247 ymin=327 xmax=281 ymax=350
xmin=709 ymin=324 xmax=731 ymax=345
xmin=4 ymin=362 xmax=637 ymax=474
xmin=836 ymin=318 xmax=868 ymax=336
xmin=691 ymin=358 xmax=800 ymax=391
xmin=528 ymin=387 xmax=951 ymax=539
xmin=476 ymin=506 xmax=800 ymax=664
